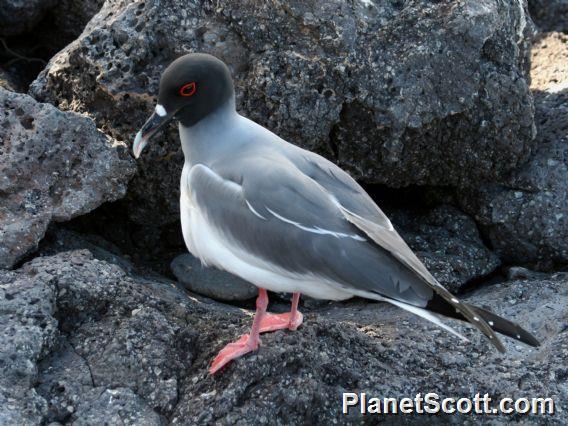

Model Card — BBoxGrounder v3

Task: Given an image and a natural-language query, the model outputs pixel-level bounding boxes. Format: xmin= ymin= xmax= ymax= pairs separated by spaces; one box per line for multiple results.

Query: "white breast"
xmin=179 ymin=163 xmax=197 ymax=256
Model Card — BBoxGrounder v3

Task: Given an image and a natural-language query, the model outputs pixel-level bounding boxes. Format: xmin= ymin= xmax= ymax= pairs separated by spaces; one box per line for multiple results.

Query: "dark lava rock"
xmin=0 ymin=88 xmax=135 ymax=268
xmin=460 ymin=32 xmax=568 ymax=269
xmin=1 ymin=250 xmax=565 ymax=423
xmin=30 ymin=0 xmax=536 ymax=226
xmin=505 ymin=265 xmax=553 ymax=281
xmin=1 ymin=250 xmax=209 ymax=424
xmin=0 ymin=0 xmax=104 ymax=92
xmin=528 ymin=0 xmax=568 ymax=32
xmin=171 ymin=253 xmax=257 ymax=302
xmin=390 ymin=205 xmax=501 ymax=293
xmin=0 ymin=0 xmax=57 ymax=36
xmin=59 ymin=201 xmax=189 ymax=276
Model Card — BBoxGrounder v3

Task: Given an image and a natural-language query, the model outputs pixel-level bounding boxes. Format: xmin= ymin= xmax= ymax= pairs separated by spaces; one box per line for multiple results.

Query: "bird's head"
xmin=133 ymin=53 xmax=234 ymax=158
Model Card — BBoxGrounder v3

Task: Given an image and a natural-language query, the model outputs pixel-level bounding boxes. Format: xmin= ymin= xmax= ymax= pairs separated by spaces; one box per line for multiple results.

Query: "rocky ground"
xmin=0 ymin=0 xmax=566 ymax=424
xmin=2 ymin=250 xmax=566 ymax=424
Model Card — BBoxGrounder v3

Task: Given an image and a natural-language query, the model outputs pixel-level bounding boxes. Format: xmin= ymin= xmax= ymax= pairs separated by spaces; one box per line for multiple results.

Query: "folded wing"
xmin=295 ymin=151 xmax=506 ymax=352
xmin=187 ymin=159 xmax=434 ymax=306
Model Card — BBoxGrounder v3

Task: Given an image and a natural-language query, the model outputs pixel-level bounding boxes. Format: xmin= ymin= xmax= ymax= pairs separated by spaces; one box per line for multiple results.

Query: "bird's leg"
xmin=258 ymin=292 xmax=303 ymax=333
xmin=209 ymin=288 xmax=268 ymax=374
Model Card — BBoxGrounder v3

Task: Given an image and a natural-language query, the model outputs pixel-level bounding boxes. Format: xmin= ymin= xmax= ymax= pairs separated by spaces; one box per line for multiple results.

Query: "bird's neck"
xmin=179 ymin=98 xmax=239 ymax=166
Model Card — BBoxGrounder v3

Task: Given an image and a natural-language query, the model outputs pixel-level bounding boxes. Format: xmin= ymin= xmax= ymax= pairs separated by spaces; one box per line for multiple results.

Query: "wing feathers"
xmin=338 ymin=205 xmax=506 ymax=353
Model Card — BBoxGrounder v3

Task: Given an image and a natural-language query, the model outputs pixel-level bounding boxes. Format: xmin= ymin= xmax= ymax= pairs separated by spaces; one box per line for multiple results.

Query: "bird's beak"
xmin=133 ymin=105 xmax=174 ymax=158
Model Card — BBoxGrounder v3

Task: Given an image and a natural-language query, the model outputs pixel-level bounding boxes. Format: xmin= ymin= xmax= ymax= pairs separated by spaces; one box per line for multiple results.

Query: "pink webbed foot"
xmin=259 ymin=311 xmax=304 ymax=333
xmin=209 ymin=334 xmax=260 ymax=374
xmin=209 ymin=290 xmax=303 ymax=374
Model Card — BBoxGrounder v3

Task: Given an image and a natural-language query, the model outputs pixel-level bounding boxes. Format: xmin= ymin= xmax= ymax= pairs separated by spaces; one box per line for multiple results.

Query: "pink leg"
xmin=210 ymin=288 xmax=269 ymax=374
xmin=259 ymin=292 xmax=303 ymax=333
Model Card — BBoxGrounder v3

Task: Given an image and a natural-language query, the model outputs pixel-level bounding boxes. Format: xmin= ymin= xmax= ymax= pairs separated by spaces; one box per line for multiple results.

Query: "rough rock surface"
xmin=171 ymin=253 xmax=258 ymax=302
xmin=31 ymin=0 xmax=536 ymax=226
xmin=528 ymin=0 xmax=568 ymax=32
xmin=0 ymin=88 xmax=135 ymax=268
xmin=460 ymin=32 xmax=568 ymax=269
xmin=390 ymin=205 xmax=500 ymax=293
xmin=0 ymin=250 xmax=565 ymax=424
xmin=0 ymin=267 xmax=57 ymax=425
xmin=0 ymin=0 xmax=57 ymax=36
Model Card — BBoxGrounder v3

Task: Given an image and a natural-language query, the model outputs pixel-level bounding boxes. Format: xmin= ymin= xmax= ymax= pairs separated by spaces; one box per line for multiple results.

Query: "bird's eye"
xmin=179 ymin=82 xmax=197 ymax=97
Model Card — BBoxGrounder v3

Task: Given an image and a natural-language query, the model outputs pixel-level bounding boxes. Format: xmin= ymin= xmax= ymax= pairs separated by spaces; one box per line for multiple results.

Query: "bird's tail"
xmin=466 ymin=304 xmax=541 ymax=347
xmin=426 ymin=294 xmax=540 ymax=348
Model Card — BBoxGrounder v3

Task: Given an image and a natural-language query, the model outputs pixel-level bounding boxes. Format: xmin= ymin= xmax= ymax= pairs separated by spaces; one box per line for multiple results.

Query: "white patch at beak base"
xmin=155 ymin=104 xmax=167 ymax=117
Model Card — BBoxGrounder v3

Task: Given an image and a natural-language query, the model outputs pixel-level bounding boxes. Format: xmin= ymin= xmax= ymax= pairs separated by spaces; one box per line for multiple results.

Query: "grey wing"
xmin=187 ymin=160 xmax=435 ymax=305
xmin=295 ymin=151 xmax=436 ymax=279
xmin=293 ymin=150 xmax=505 ymax=351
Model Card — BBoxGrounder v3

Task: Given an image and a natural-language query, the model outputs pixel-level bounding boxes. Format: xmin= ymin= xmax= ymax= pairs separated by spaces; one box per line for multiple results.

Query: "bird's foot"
xmin=209 ymin=334 xmax=260 ymax=374
xmin=259 ymin=310 xmax=303 ymax=333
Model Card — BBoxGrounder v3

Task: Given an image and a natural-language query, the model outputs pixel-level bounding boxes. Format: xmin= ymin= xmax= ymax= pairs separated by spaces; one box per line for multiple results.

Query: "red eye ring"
xmin=179 ymin=82 xmax=197 ymax=97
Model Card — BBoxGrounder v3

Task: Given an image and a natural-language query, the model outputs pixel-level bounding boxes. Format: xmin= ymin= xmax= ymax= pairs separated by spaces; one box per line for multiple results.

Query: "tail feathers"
xmin=384 ymin=298 xmax=469 ymax=343
xmin=426 ymin=294 xmax=540 ymax=348
xmin=467 ymin=304 xmax=541 ymax=348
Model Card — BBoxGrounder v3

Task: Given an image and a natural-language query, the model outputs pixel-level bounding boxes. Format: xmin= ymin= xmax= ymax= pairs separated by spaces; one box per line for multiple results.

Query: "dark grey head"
xmin=133 ymin=53 xmax=234 ymax=158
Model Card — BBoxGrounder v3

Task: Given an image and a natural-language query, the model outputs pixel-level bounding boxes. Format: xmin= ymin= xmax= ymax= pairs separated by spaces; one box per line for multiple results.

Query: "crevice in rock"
xmin=58 ymin=200 xmax=186 ymax=279
xmin=326 ymin=102 xmax=345 ymax=160
xmin=12 ymin=245 xmax=46 ymax=271
xmin=472 ymin=217 xmax=496 ymax=252
xmin=0 ymin=34 xmax=49 ymax=91
xmin=455 ymin=268 xmax=506 ymax=296
xmin=358 ymin=182 xmax=450 ymax=212
xmin=0 ymin=0 xmax=104 ymax=91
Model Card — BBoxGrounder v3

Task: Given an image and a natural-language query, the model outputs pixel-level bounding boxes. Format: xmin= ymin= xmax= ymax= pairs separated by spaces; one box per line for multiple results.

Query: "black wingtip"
xmin=468 ymin=304 xmax=541 ymax=349
xmin=517 ymin=328 xmax=541 ymax=348
xmin=425 ymin=295 xmax=541 ymax=350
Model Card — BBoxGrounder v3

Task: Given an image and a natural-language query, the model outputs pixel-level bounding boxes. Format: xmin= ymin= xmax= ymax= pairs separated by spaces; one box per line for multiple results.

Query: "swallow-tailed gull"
xmin=133 ymin=53 xmax=540 ymax=374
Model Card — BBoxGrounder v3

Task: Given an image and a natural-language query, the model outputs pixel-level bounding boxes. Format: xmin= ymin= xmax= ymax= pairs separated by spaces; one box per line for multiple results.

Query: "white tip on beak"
xmin=132 ymin=130 xmax=148 ymax=159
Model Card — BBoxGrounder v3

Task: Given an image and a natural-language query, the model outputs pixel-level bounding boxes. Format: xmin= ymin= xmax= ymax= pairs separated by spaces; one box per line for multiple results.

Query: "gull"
xmin=133 ymin=53 xmax=540 ymax=374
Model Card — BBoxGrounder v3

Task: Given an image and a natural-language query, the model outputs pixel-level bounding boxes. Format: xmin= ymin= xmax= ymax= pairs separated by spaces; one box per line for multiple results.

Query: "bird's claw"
xmin=209 ymin=334 xmax=260 ymax=374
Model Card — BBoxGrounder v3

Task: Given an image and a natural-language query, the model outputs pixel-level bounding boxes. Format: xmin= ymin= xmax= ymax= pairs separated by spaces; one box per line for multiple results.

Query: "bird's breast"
xmin=180 ymin=164 xmax=199 ymax=257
